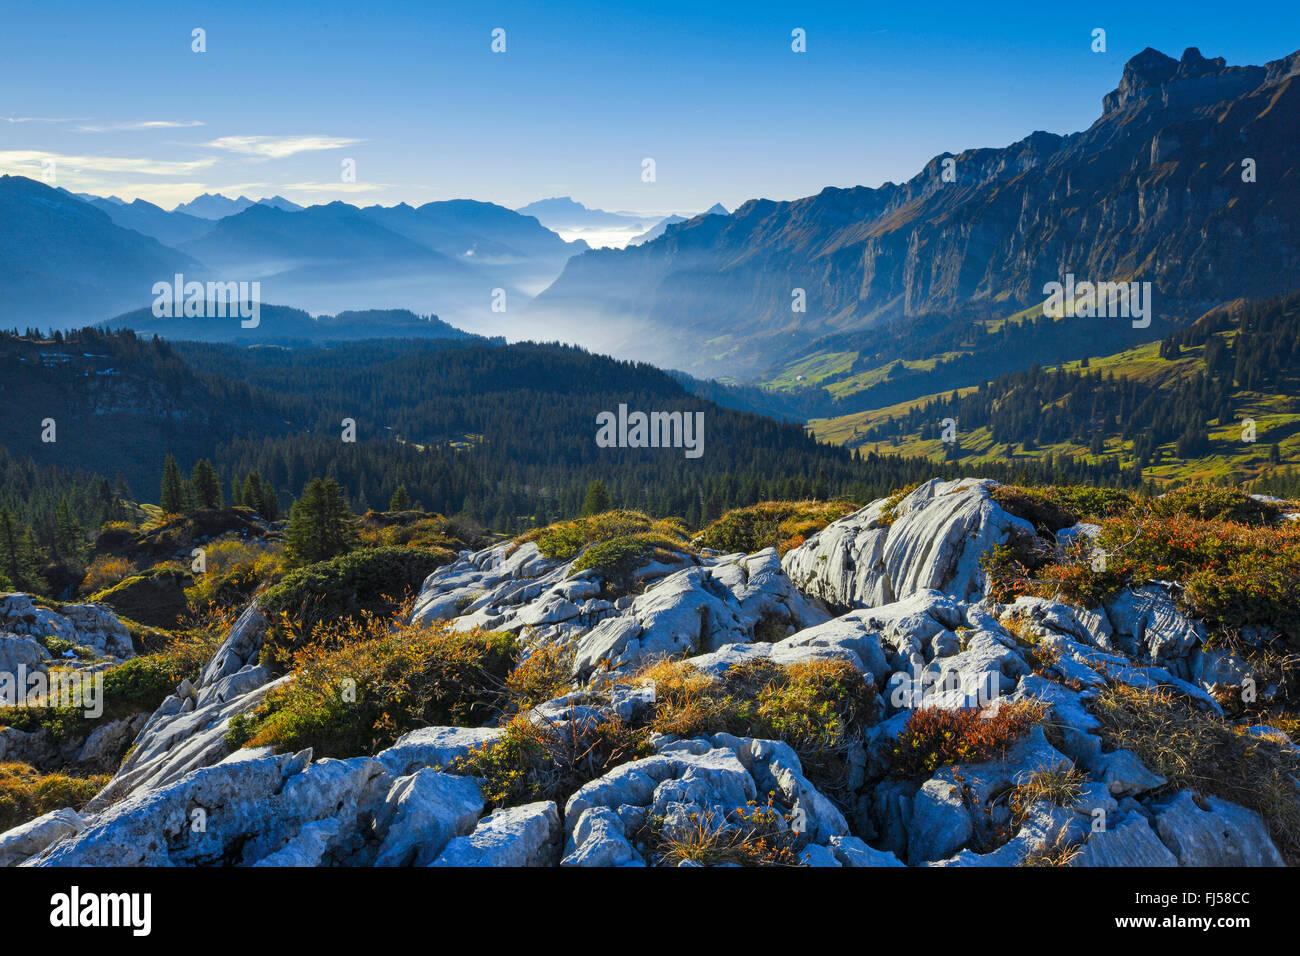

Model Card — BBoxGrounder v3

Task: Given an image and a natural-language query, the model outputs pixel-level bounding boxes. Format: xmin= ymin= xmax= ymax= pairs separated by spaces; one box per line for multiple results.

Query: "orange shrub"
xmin=891 ymin=700 xmax=1046 ymax=777
xmin=80 ymin=555 xmax=134 ymax=595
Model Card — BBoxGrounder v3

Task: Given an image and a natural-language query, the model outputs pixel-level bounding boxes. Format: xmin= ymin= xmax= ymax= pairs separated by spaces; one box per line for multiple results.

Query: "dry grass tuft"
xmin=1091 ymin=683 xmax=1300 ymax=865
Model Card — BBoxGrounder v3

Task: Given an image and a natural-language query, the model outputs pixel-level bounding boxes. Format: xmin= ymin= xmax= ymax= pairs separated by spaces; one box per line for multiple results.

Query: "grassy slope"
xmin=810 ymin=334 xmax=1300 ymax=485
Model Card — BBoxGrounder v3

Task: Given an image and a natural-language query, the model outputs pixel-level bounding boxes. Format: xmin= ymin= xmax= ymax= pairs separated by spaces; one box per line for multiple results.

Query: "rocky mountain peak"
xmin=1102 ymin=45 xmax=1270 ymax=114
xmin=1102 ymin=47 xmax=1179 ymax=112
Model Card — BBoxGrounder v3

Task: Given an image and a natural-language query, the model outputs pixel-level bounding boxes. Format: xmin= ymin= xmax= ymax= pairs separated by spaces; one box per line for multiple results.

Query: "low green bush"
xmin=242 ymin=615 xmax=516 ymax=758
xmin=259 ymin=546 xmax=452 ymax=668
xmin=517 ymin=511 xmax=689 ymax=562
xmin=693 ymin=500 xmax=857 ymax=555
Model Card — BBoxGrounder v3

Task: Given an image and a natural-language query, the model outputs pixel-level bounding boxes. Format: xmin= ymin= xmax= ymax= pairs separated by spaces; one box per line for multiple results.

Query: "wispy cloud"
xmin=2 ymin=115 xmax=84 ymax=124
xmin=278 ymin=181 xmax=388 ymax=193
xmin=203 ymin=135 xmax=363 ymax=160
xmin=0 ymin=150 xmax=217 ymax=176
xmin=76 ymin=120 xmax=206 ymax=132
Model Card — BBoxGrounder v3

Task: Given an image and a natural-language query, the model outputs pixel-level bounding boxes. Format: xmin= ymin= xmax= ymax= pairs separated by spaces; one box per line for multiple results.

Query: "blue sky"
xmin=2 ymin=0 xmax=1297 ymax=214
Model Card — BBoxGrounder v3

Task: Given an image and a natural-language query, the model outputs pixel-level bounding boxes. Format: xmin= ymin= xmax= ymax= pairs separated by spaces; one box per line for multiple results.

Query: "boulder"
xmin=376 ymin=725 xmax=504 ymax=778
xmin=562 ymin=806 xmax=644 ymax=867
xmin=827 ymin=834 xmax=905 ymax=867
xmin=0 ymin=633 xmax=48 ymax=678
xmin=571 ymin=568 xmax=748 ymax=679
xmin=0 ymin=808 xmax=84 ymax=867
xmin=1151 ymin=790 xmax=1284 ymax=866
xmin=907 ymin=778 xmax=972 ymax=864
xmin=0 ymin=594 xmax=133 ymax=659
xmin=430 ymin=801 xmax=561 ymax=867
xmin=1073 ymin=814 xmax=1179 ymax=867
xmin=1089 ymin=749 xmax=1166 ymax=797
xmin=1104 ymin=586 xmax=1203 ymax=662
xmin=372 ymin=770 xmax=484 ymax=867
xmin=782 ymin=479 xmax=1037 ymax=609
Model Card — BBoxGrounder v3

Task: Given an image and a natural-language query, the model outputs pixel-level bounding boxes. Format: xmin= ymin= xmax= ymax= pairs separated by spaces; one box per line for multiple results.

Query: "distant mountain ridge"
xmin=0 ymin=178 xmax=587 ymax=332
xmin=103 ymin=302 xmax=482 ymax=345
xmin=534 ymin=46 xmax=1300 ymax=378
xmin=516 ymin=196 xmax=651 ymax=230
xmin=627 ymin=204 xmax=728 ymax=246
xmin=0 ymin=175 xmax=201 ymax=326
xmin=87 ymin=196 xmax=214 ymax=246
xmin=173 ymin=193 xmax=302 ymax=218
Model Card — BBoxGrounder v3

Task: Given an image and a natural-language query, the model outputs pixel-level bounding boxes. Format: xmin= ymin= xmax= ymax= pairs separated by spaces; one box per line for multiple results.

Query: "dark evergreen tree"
xmin=191 ymin=459 xmax=222 ymax=509
xmin=389 ymin=484 xmax=411 ymax=511
xmin=581 ymin=480 xmax=611 ymax=516
xmin=285 ymin=478 xmax=356 ymax=566
xmin=160 ymin=454 xmax=186 ymax=514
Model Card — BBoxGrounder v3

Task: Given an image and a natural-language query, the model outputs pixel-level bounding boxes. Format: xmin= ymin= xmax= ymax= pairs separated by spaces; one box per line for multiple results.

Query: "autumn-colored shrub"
xmin=242 ymin=613 xmax=516 ymax=758
xmin=504 ymin=642 xmax=575 ymax=712
xmin=185 ymin=537 xmax=286 ymax=610
xmin=639 ymin=657 xmax=875 ymax=794
xmin=693 ymin=500 xmax=857 ymax=556
xmin=891 ymin=700 xmax=1046 ymax=777
xmin=449 ymin=712 xmax=649 ymax=808
xmin=258 ymin=546 xmax=452 ymax=668
xmin=79 ymin=555 xmax=134 ymax=595
xmin=0 ymin=763 xmax=109 ymax=833
xmin=1096 ymin=513 xmax=1300 ymax=642
xmin=1147 ymin=484 xmax=1273 ymax=524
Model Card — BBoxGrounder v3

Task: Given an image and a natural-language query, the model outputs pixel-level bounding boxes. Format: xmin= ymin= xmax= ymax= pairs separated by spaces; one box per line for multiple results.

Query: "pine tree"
xmin=258 ymin=480 xmax=279 ymax=521
xmin=191 ymin=459 xmax=222 ymax=509
xmin=0 ymin=508 xmax=44 ymax=593
xmin=54 ymin=497 xmax=81 ymax=557
xmin=581 ymin=479 xmax=611 ymax=516
xmin=240 ymin=472 xmax=262 ymax=511
xmin=285 ymin=478 xmax=356 ymax=566
xmin=160 ymin=454 xmax=186 ymax=514
xmin=389 ymin=484 xmax=411 ymax=511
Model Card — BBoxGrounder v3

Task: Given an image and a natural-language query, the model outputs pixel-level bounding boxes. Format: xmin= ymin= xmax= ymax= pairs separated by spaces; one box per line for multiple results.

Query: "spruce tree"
xmin=191 ymin=459 xmax=222 ymax=509
xmin=581 ymin=479 xmax=611 ymax=516
xmin=241 ymin=472 xmax=263 ymax=511
xmin=389 ymin=484 xmax=411 ymax=511
xmin=160 ymin=454 xmax=186 ymax=514
xmin=259 ymin=482 xmax=280 ymax=521
xmin=0 ymin=508 xmax=44 ymax=593
xmin=285 ymin=478 xmax=356 ymax=566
